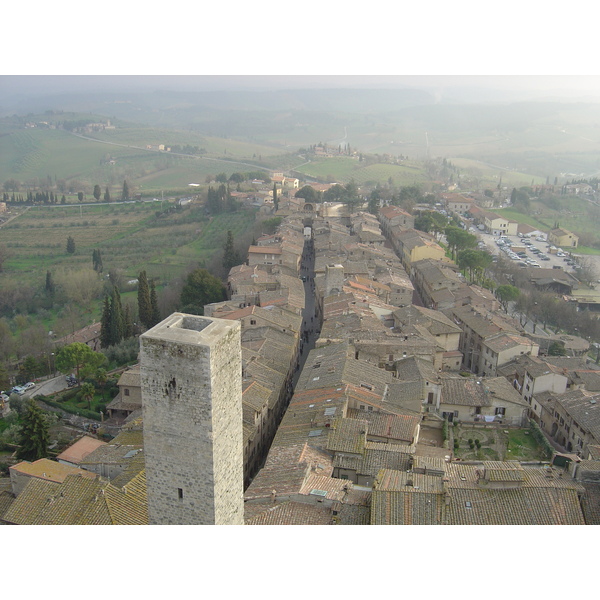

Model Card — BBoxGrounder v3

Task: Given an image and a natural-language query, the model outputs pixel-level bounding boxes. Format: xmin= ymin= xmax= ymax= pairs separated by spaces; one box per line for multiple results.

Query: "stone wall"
xmin=140 ymin=313 xmax=244 ymax=525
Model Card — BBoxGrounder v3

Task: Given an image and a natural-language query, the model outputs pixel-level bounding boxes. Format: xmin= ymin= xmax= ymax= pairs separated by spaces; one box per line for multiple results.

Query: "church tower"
xmin=140 ymin=313 xmax=244 ymax=525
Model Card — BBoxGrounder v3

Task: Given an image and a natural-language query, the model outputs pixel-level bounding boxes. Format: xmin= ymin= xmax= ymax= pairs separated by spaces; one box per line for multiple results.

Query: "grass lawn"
xmin=506 ymin=428 xmax=547 ymax=461
xmin=453 ymin=424 xmax=547 ymax=462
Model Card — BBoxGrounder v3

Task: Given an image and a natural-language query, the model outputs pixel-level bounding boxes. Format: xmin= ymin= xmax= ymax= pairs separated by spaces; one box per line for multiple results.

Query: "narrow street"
xmin=293 ymin=236 xmax=319 ymax=388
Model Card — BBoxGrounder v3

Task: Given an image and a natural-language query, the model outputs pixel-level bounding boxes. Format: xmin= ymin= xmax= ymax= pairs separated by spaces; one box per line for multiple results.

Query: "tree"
xmin=295 ymin=185 xmax=319 ymax=203
xmin=45 ymin=270 xmax=55 ymax=294
xmin=457 ymin=249 xmax=492 ymax=285
xmin=77 ymin=191 xmax=84 ymax=202
xmin=66 ymin=236 xmax=76 ymax=254
xmin=93 ymin=184 xmax=101 ymax=201
xmin=180 ymin=269 xmax=226 ymax=315
xmin=104 ymin=187 xmax=111 ymax=202
xmin=54 ymin=268 xmax=102 ymax=307
xmin=137 ymin=270 xmax=152 ymax=329
xmin=16 ymin=399 xmax=50 ymax=461
xmin=55 ymin=342 xmax=107 ymax=382
xmin=100 ymin=295 xmax=112 ymax=348
xmin=150 ymin=280 xmax=161 ymax=327
xmin=548 ymin=341 xmax=567 ymax=356
xmin=575 ymin=257 xmax=598 ymax=287
xmin=0 ymin=363 xmax=10 ymax=391
xmin=273 ymin=183 xmax=278 ymax=210
xmin=108 ymin=287 xmax=125 ymax=346
xmin=80 ymin=382 xmax=96 ymax=411
xmin=122 ymin=180 xmax=129 ymax=201
xmin=92 ymin=249 xmax=103 ymax=273
xmin=495 ymin=284 xmax=521 ymax=313
xmin=123 ymin=303 xmax=134 ymax=339
xmin=223 ymin=230 xmax=242 ymax=272
xmin=445 ymin=226 xmax=477 ymax=261
xmin=21 ymin=355 xmax=40 ymax=381
xmin=0 ymin=243 xmax=13 ymax=273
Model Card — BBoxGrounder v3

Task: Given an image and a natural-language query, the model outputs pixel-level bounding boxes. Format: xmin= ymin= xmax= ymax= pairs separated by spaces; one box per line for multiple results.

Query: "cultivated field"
xmin=0 ymin=202 xmax=261 ymax=287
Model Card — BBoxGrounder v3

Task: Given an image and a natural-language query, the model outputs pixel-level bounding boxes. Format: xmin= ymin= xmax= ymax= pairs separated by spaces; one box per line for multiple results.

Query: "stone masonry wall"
xmin=140 ymin=314 xmax=244 ymax=525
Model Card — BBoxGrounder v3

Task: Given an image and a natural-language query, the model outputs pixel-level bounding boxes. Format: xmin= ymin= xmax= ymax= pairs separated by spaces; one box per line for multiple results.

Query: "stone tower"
xmin=140 ymin=313 xmax=244 ymax=525
xmin=325 ymin=263 xmax=344 ymax=296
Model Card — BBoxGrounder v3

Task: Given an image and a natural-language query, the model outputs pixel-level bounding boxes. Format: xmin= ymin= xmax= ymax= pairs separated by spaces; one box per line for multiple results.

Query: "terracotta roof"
xmin=55 ymin=436 xmax=108 ymax=465
xmin=246 ymin=501 xmax=333 ymax=525
xmin=2 ymin=472 xmax=148 ymax=525
xmin=10 ymin=458 xmax=98 ymax=484
xmin=327 ymin=417 xmax=368 ymax=454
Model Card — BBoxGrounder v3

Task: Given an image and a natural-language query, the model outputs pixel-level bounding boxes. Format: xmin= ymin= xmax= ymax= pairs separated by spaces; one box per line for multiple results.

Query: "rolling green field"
xmin=496 ymin=194 xmax=600 ymax=240
xmin=0 ymin=123 xmax=281 ymax=197
xmin=294 ymin=156 xmax=430 ymax=186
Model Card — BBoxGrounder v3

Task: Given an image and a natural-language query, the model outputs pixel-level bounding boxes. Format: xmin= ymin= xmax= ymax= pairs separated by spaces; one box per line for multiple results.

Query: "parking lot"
xmin=474 ymin=229 xmax=579 ymax=273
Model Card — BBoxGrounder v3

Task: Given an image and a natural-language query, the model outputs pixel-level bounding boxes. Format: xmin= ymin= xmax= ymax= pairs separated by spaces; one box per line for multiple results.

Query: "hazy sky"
xmin=5 ymin=4 xmax=599 ymax=83
xmin=3 ymin=75 xmax=600 ymax=105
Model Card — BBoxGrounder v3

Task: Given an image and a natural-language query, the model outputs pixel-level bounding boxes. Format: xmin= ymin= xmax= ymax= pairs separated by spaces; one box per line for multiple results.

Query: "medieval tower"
xmin=325 ymin=263 xmax=344 ymax=296
xmin=140 ymin=313 xmax=244 ymax=525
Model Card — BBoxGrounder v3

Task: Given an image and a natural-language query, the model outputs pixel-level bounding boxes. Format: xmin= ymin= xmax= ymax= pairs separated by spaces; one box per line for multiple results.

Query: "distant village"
xmin=2 ymin=174 xmax=600 ymax=525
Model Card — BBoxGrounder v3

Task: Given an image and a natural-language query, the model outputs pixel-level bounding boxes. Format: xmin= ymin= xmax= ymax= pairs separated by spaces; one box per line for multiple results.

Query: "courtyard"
xmin=452 ymin=424 xmax=549 ymax=462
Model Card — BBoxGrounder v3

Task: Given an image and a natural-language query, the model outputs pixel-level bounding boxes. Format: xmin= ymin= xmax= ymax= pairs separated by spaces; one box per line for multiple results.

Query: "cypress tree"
xmin=150 ymin=280 xmax=160 ymax=327
xmin=100 ymin=295 xmax=112 ymax=348
xmin=109 ymin=287 xmax=124 ymax=345
xmin=223 ymin=230 xmax=241 ymax=272
xmin=92 ymin=249 xmax=103 ymax=272
xmin=66 ymin=236 xmax=75 ymax=254
xmin=45 ymin=270 xmax=55 ymax=294
xmin=123 ymin=303 xmax=133 ymax=339
xmin=137 ymin=270 xmax=152 ymax=328
xmin=122 ymin=180 xmax=129 ymax=201
xmin=16 ymin=399 xmax=50 ymax=461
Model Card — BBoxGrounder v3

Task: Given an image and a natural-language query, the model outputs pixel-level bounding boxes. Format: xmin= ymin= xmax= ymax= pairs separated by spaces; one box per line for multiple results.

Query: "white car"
xmin=22 ymin=382 xmax=36 ymax=391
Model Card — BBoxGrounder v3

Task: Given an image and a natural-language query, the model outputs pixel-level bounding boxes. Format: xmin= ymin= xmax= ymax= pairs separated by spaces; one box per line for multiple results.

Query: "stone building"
xmin=140 ymin=313 xmax=244 ymax=525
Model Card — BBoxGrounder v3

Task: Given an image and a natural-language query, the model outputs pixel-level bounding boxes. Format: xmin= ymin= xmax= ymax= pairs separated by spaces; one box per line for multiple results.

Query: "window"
xmin=495 ymin=407 xmax=506 ymax=416
xmin=124 ymin=388 xmax=130 ymax=396
xmin=250 ymin=319 xmax=256 ymax=325
xmin=178 ymin=488 xmax=183 ymax=500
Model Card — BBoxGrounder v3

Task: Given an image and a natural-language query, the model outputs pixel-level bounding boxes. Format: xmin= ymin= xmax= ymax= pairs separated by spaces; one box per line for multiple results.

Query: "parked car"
xmin=22 ymin=382 xmax=36 ymax=391
xmin=10 ymin=386 xmax=25 ymax=395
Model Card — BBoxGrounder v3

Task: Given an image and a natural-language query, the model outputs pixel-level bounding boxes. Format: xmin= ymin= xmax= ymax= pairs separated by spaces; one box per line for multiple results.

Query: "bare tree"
xmin=574 ymin=256 xmax=599 ymax=287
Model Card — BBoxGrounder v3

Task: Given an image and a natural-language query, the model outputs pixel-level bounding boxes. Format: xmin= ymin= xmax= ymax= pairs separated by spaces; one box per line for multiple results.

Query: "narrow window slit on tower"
xmin=178 ymin=488 xmax=184 ymax=500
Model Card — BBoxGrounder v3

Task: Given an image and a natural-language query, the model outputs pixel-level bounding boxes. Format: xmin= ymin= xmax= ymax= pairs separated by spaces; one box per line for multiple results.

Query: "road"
xmin=29 ymin=374 xmax=71 ymax=398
